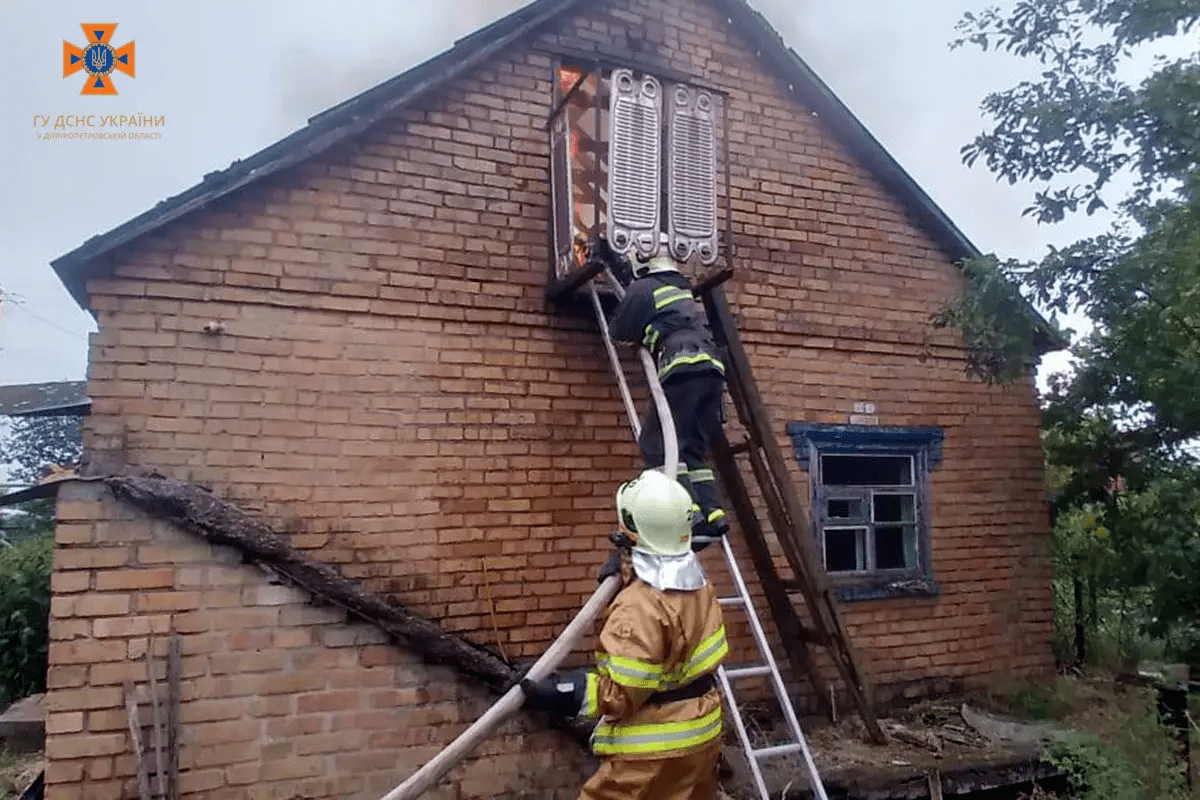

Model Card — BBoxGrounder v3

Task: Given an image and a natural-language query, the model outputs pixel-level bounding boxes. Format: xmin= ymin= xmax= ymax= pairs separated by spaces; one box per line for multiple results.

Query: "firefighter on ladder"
xmin=521 ymin=468 xmax=729 ymax=799
xmin=606 ymin=234 xmax=730 ymax=546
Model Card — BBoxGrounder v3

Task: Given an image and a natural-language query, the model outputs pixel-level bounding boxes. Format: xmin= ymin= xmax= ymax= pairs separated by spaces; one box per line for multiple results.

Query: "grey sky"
xmin=0 ymin=0 xmax=1104 ymax=388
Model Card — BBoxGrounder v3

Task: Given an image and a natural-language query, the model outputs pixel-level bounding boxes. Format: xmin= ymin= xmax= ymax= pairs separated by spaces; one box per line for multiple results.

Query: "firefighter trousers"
xmin=579 ymin=739 xmax=721 ymax=800
xmin=638 ymin=370 xmax=725 ymax=516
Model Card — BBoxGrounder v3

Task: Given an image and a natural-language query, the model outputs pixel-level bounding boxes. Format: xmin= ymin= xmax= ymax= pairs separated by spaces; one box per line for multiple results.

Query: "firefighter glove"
xmin=520 ymin=670 xmax=587 ymax=718
xmin=597 ymin=547 xmax=624 ymax=584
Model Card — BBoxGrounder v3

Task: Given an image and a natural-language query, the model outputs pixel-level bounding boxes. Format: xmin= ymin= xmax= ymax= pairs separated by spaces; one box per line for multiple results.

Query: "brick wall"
xmin=66 ymin=0 xmax=1052 ymax=725
xmin=46 ymin=481 xmax=590 ymax=800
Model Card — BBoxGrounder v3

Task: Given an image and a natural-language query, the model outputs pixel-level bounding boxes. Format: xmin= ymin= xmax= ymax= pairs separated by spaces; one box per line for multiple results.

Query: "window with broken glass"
xmin=787 ymin=423 xmax=942 ymax=601
xmin=546 ymin=59 xmax=724 ymax=288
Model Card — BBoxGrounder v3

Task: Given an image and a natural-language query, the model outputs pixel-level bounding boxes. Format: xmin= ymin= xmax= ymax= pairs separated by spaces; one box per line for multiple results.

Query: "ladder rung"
xmin=752 ymin=742 xmax=807 ymax=760
xmin=718 ymin=596 xmax=745 ymax=606
xmin=724 ymin=665 xmax=772 ymax=679
xmin=729 ymin=437 xmax=753 ymax=455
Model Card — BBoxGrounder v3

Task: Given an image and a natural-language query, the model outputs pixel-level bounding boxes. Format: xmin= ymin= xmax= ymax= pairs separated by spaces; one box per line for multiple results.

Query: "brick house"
xmin=42 ymin=0 xmax=1056 ymax=797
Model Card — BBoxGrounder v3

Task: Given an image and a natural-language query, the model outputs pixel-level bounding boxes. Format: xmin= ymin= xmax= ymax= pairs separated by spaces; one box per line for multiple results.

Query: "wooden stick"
xmin=167 ymin=633 xmax=181 ymax=800
xmin=480 ymin=558 xmax=509 ymax=663
xmin=379 ymin=573 xmax=621 ymax=800
xmin=928 ymin=769 xmax=944 ymax=800
xmin=124 ymin=681 xmax=152 ymax=800
xmin=145 ymin=635 xmax=167 ymax=799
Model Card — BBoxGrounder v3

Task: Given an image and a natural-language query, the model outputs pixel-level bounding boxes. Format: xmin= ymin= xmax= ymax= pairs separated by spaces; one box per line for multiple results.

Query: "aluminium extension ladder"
xmin=587 ymin=273 xmax=828 ymax=800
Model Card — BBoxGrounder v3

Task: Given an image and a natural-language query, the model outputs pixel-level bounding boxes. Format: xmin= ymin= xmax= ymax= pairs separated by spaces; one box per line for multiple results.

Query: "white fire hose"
xmin=380 ymin=271 xmax=678 ymax=800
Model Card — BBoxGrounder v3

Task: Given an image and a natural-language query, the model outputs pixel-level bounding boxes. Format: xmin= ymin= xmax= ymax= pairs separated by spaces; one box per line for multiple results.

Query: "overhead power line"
xmin=1 ymin=293 xmax=90 ymax=342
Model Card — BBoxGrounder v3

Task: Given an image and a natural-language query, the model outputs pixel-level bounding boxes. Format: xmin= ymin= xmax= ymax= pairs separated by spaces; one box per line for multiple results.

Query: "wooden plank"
xmin=705 ymin=289 xmax=828 ymax=590
xmin=544 ymin=256 xmax=609 ymax=302
xmin=711 ymin=432 xmax=833 ymax=719
xmin=124 ymin=681 xmax=152 ymax=800
xmin=703 ymin=286 xmax=885 ymax=744
xmin=145 ymin=636 xmax=167 ymax=800
xmin=167 ymin=633 xmax=181 ymax=800
xmin=740 ymin=436 xmax=834 ymax=640
xmin=692 ymin=265 xmax=734 ymax=298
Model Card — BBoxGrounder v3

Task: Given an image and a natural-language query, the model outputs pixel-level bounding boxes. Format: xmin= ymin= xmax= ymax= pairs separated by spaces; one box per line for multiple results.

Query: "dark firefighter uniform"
xmin=608 ymin=266 xmax=729 ymax=536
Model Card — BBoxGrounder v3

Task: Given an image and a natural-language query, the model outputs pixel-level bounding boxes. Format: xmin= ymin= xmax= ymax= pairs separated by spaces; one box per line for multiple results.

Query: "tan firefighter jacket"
xmin=580 ymin=564 xmax=729 ymax=759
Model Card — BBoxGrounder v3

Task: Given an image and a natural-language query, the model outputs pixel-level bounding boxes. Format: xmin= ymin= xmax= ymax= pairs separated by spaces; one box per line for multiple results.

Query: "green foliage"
xmin=1046 ymin=733 xmax=1142 ymax=800
xmin=946 ymin=0 xmax=1200 ymax=669
xmin=0 ymin=414 xmax=80 ymax=549
xmin=1044 ymin=697 xmax=1190 ymax=800
xmin=931 ymin=255 xmax=1049 ymax=383
xmin=1 ymin=499 xmax=55 ymax=546
xmin=953 ymin=0 xmax=1200 ymax=223
xmin=0 ymin=533 xmax=53 ymax=706
xmin=1012 ymin=684 xmax=1072 ymax=721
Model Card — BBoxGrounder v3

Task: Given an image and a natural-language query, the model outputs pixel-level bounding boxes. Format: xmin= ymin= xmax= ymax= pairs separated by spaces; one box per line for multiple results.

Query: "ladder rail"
xmin=588 ymin=283 xmax=642 ymax=437
xmin=715 ymin=534 xmax=828 ymax=800
xmin=589 ymin=274 xmax=827 ymax=800
xmin=587 ymin=277 xmax=678 ymax=481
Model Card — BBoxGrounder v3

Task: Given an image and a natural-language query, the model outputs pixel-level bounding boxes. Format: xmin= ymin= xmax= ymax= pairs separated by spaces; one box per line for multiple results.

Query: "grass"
xmin=0 ymin=747 xmax=41 ymax=800
xmin=972 ymin=674 xmax=1077 ymax=722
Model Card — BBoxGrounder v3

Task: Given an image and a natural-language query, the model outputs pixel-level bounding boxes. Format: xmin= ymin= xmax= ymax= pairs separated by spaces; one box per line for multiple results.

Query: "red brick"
xmin=94 ymin=568 xmax=175 ymax=591
xmin=46 ymin=732 xmax=126 ymax=760
xmin=54 ymin=547 xmax=131 ymax=571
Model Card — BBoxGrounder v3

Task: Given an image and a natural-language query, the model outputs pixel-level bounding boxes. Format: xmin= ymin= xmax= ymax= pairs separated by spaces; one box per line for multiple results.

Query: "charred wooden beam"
xmin=702 ymin=286 xmax=886 ymax=744
xmin=692 ymin=265 xmax=734 ymax=298
xmin=545 ymin=257 xmax=609 ymax=303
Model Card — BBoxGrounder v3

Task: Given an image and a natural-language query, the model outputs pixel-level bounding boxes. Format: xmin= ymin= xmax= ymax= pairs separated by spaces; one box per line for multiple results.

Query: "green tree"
xmin=0 ymin=532 xmax=53 ymax=705
xmin=0 ymin=415 xmax=82 ymax=546
xmin=948 ymin=0 xmax=1200 ymax=661
xmin=1 ymin=415 xmax=82 ymax=485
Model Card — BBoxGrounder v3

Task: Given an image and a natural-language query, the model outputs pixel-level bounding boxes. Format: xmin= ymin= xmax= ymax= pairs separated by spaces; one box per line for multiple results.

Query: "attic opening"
xmin=546 ymin=59 xmax=728 ymax=299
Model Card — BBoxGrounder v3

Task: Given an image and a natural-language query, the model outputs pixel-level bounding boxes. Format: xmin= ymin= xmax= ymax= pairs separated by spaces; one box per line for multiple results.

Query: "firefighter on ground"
xmin=607 ymin=233 xmax=730 ymax=544
xmin=521 ymin=468 xmax=729 ymax=799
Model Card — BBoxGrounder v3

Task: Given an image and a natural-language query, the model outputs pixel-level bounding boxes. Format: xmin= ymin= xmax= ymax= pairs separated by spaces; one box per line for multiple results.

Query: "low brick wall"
xmin=45 ymin=481 xmax=590 ymax=800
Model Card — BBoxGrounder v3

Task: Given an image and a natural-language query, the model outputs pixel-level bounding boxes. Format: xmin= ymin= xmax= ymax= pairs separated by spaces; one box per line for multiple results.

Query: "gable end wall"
xmin=67 ymin=0 xmax=1053 ymax=727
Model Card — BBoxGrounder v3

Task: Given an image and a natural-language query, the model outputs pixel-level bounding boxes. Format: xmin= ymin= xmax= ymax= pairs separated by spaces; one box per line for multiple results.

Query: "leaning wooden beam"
xmin=166 ymin=633 xmax=181 ymax=800
xmin=106 ymin=475 xmax=517 ymax=695
xmin=144 ymin=638 xmax=167 ymax=800
xmin=544 ymin=256 xmax=609 ymax=302
xmin=124 ymin=681 xmax=152 ymax=800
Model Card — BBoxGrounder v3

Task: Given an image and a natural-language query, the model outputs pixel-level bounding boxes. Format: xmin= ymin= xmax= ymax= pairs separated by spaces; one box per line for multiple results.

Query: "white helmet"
xmin=616 ymin=469 xmax=694 ymax=557
xmin=634 ymin=232 xmax=680 ymax=278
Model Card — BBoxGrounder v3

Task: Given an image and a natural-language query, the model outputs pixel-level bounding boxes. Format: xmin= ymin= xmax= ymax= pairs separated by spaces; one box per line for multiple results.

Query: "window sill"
xmin=829 ymin=576 xmax=940 ymax=603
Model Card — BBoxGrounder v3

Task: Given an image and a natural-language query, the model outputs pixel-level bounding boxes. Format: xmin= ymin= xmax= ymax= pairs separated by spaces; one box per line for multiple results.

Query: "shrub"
xmin=0 ymin=533 xmax=53 ymax=706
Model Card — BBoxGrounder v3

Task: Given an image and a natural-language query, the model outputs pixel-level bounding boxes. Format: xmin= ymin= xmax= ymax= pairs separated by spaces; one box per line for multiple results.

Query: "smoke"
xmin=272 ymin=1 xmax=528 ymax=128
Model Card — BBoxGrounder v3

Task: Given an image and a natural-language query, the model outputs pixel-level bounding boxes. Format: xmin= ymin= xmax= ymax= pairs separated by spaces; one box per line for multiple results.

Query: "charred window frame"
xmin=546 ymin=58 xmax=727 ymax=289
xmin=787 ymin=423 xmax=944 ymax=602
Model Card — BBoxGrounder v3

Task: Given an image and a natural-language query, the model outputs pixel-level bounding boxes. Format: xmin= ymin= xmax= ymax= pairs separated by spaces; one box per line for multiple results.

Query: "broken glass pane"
xmin=874 ymin=524 xmax=917 ymax=570
xmin=826 ymin=497 xmax=864 ymax=520
xmin=824 ymin=527 xmax=866 ymax=572
xmin=821 ymin=454 xmax=912 ymax=487
xmin=873 ymin=493 xmax=916 ymax=523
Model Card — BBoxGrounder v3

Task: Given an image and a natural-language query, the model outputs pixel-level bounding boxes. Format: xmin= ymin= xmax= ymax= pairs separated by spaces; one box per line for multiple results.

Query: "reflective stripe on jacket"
xmin=579 ymin=575 xmax=729 ymax=758
xmin=608 ymin=273 xmax=726 ymax=382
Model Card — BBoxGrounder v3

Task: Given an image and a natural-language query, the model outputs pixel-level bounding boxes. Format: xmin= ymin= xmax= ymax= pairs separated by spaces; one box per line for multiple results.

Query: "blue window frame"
xmin=786 ymin=423 xmax=943 ymax=602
